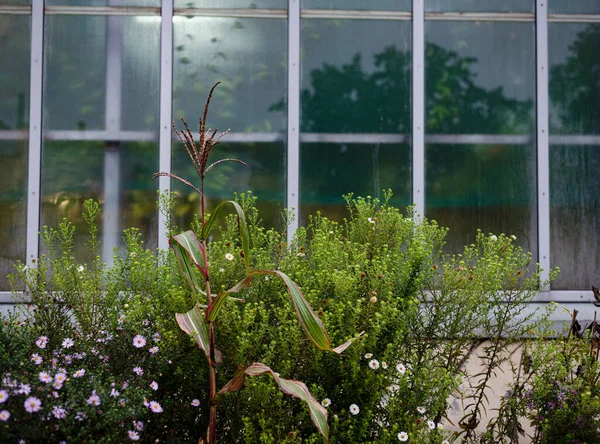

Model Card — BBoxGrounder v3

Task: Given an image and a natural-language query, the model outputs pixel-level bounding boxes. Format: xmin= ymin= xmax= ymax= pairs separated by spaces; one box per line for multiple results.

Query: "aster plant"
xmin=154 ymin=82 xmax=361 ymax=444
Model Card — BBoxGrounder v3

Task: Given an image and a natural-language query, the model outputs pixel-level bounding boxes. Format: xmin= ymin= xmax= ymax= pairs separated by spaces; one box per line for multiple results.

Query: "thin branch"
xmin=152 ymin=172 xmax=201 ymax=194
xmin=204 ymin=158 xmax=247 ymax=175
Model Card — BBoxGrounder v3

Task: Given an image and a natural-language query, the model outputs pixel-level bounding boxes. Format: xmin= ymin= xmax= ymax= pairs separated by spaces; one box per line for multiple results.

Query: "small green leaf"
xmin=201 ymin=201 xmax=250 ymax=274
xmin=170 ymin=231 xmax=208 ymax=294
xmin=175 ymin=304 xmax=222 ymax=365
xmin=218 ymin=362 xmax=329 ymax=442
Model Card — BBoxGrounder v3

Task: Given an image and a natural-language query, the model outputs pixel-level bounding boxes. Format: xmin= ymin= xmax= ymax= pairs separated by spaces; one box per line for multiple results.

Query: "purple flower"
xmin=0 ymin=389 xmax=9 ymax=404
xmin=30 ymin=354 xmax=43 ymax=365
xmin=150 ymin=381 xmax=158 ymax=391
xmin=36 ymin=336 xmax=48 ymax=349
xmin=133 ymin=420 xmax=144 ymax=431
xmin=52 ymin=406 xmax=67 ymax=419
xmin=24 ymin=397 xmax=42 ymax=413
xmin=133 ymin=367 xmax=144 ymax=376
xmin=87 ymin=392 xmax=101 ymax=406
xmin=132 ymin=335 xmax=146 ymax=348
xmin=148 ymin=401 xmax=163 ymax=413
xmin=149 ymin=346 xmax=159 ymax=355
xmin=128 ymin=430 xmax=140 ymax=441
xmin=17 ymin=384 xmax=31 ymax=395
xmin=61 ymin=338 xmax=74 ymax=349
xmin=73 ymin=369 xmax=85 ymax=378
xmin=0 ymin=410 xmax=10 ymax=421
xmin=191 ymin=399 xmax=200 ymax=407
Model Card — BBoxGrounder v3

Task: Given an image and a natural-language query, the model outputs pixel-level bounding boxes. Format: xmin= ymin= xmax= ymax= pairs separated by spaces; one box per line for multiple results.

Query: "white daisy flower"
xmin=321 ymin=398 xmax=331 ymax=407
xmin=396 ymin=363 xmax=406 ymax=375
xmin=398 ymin=431 xmax=409 ymax=441
xmin=369 ymin=359 xmax=380 ymax=370
xmin=381 ymin=362 xmax=388 ymax=369
xmin=417 ymin=406 xmax=426 ymax=414
xmin=490 ymin=235 xmax=498 ymax=242
xmin=225 ymin=253 xmax=234 ymax=261
xmin=437 ymin=423 xmax=444 ymax=429
xmin=364 ymin=353 xmax=373 ymax=359
xmin=427 ymin=419 xmax=435 ymax=430
xmin=442 ymin=440 xmax=450 ymax=444
xmin=77 ymin=265 xmax=84 ymax=272
xmin=349 ymin=404 xmax=360 ymax=415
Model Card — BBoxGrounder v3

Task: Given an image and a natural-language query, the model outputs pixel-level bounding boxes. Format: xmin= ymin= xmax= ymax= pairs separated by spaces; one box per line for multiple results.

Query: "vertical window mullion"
xmin=287 ymin=0 xmax=300 ymax=243
xmin=158 ymin=0 xmax=174 ymax=251
xmin=536 ymin=0 xmax=551 ymax=290
xmin=412 ymin=0 xmax=425 ymax=217
xmin=26 ymin=0 xmax=44 ymax=265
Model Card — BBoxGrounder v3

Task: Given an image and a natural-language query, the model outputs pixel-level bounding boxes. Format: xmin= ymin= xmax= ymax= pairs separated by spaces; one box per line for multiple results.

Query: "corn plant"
xmin=153 ymin=82 xmax=361 ymax=444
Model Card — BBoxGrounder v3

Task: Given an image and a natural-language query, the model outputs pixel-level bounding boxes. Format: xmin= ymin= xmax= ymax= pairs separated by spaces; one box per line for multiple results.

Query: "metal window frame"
xmin=25 ymin=0 xmax=44 ymax=267
xmin=536 ymin=0 xmax=551 ymax=291
xmin=412 ymin=0 xmax=425 ymax=216
xmin=158 ymin=0 xmax=174 ymax=252
xmin=1 ymin=3 xmax=600 ymax=308
xmin=286 ymin=0 xmax=300 ymax=243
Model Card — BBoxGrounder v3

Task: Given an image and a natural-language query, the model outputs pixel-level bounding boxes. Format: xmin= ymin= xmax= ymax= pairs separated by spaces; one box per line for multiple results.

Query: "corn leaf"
xmin=201 ymin=201 xmax=250 ymax=274
xmin=206 ymin=277 xmax=252 ymax=322
xmin=175 ymin=304 xmax=222 ymax=365
xmin=250 ymin=270 xmax=363 ymax=353
xmin=170 ymin=231 xmax=208 ymax=294
xmin=218 ymin=362 xmax=329 ymax=442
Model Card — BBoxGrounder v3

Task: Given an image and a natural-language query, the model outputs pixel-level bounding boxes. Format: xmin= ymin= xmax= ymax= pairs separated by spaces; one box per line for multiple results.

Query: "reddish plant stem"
xmin=201 ymin=179 xmax=218 ymax=444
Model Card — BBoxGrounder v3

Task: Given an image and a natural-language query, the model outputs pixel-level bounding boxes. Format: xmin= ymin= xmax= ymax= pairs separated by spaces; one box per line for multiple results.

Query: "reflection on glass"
xmin=0 ymin=0 xmax=30 ymax=4
xmin=40 ymin=142 xmax=159 ymax=260
xmin=549 ymin=24 xmax=600 ymax=135
xmin=173 ymin=16 xmax=287 ymax=133
xmin=300 ymin=143 xmax=411 ymax=225
xmin=44 ymin=15 xmax=160 ymax=131
xmin=426 ymin=21 xmax=535 ymax=135
xmin=302 ymin=0 xmax=410 ymax=10
xmin=426 ymin=0 xmax=533 ymax=13
xmin=549 ymin=23 xmax=600 ymax=289
xmin=42 ymin=14 xmax=160 ymax=261
xmin=171 ymin=142 xmax=285 ymax=231
xmin=425 ymin=22 xmax=536 ymax=258
xmin=299 ymin=19 xmax=411 ymax=133
xmin=550 ymin=145 xmax=600 ymax=290
xmin=0 ymin=15 xmax=29 ymax=290
xmin=0 ymin=15 xmax=30 ymax=131
xmin=427 ymin=144 xmax=537 ymax=259
xmin=47 ymin=0 xmax=159 ymax=6
xmin=0 ymin=141 xmax=28 ymax=290
xmin=549 ymin=0 xmax=600 ymax=14
xmin=174 ymin=0 xmax=284 ymax=7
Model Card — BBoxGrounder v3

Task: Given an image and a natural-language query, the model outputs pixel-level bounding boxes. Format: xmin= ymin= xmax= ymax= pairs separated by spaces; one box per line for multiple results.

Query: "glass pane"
xmin=0 ymin=0 xmax=31 ymax=5
xmin=550 ymin=145 xmax=600 ymax=290
xmin=171 ymin=142 xmax=286 ymax=231
xmin=426 ymin=0 xmax=533 ymax=13
xmin=44 ymin=15 xmax=159 ymax=131
xmin=42 ymin=15 xmax=160 ymax=261
xmin=549 ymin=0 xmax=600 ymax=14
xmin=426 ymin=144 xmax=537 ymax=258
xmin=173 ymin=16 xmax=287 ymax=133
xmin=549 ymin=24 xmax=600 ymax=135
xmin=175 ymin=0 xmax=285 ymax=7
xmin=300 ymin=143 xmax=411 ymax=225
xmin=425 ymin=22 xmax=536 ymax=257
xmin=0 ymin=15 xmax=29 ymax=290
xmin=549 ymin=23 xmax=600 ymax=289
xmin=302 ymin=0 xmax=411 ymax=10
xmin=47 ymin=0 xmax=159 ymax=6
xmin=301 ymin=19 xmax=412 ymax=133
xmin=41 ymin=142 xmax=159 ymax=259
xmin=426 ymin=21 xmax=535 ymax=135
xmin=0 ymin=15 xmax=30 ymax=131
